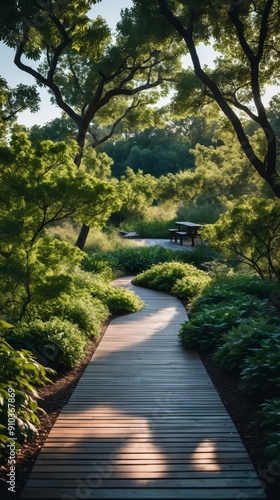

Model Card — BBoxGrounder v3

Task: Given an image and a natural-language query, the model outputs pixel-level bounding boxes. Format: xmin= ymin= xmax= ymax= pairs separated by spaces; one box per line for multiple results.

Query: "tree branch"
xmin=157 ymin=0 xmax=280 ymax=196
xmin=14 ymin=22 xmax=82 ymax=129
xmin=88 ymin=100 xmax=141 ymax=147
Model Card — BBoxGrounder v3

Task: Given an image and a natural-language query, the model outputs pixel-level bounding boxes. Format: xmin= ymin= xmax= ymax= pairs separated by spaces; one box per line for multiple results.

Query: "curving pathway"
xmin=21 ymin=277 xmax=266 ymax=499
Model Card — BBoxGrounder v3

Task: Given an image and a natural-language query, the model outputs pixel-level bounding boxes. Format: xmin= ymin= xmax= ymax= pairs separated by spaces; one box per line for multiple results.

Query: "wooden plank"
xmin=24 ymin=470 xmax=256 ymax=478
xmin=20 ymin=279 xmax=266 ymax=500
xmin=31 ymin=464 xmax=256 ymax=473
xmin=21 ymin=487 xmax=266 ymax=499
xmin=24 ymin=477 xmax=262 ymax=488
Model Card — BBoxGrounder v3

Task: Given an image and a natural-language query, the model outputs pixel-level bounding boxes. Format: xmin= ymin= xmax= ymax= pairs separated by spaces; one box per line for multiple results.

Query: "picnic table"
xmin=168 ymin=221 xmax=204 ymax=247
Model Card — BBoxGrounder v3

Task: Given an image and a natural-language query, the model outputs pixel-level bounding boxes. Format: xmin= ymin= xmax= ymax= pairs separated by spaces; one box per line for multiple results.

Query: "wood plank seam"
xmin=20 ymin=277 xmax=267 ymax=499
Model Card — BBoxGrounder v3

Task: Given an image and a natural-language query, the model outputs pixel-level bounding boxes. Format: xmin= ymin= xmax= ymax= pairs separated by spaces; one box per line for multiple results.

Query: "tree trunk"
xmin=75 ymin=127 xmax=91 ymax=250
xmin=75 ymin=223 xmax=90 ymax=250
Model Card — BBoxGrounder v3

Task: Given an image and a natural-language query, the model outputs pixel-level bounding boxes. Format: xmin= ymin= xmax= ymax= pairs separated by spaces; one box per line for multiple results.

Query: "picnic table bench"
xmin=168 ymin=221 xmax=204 ymax=247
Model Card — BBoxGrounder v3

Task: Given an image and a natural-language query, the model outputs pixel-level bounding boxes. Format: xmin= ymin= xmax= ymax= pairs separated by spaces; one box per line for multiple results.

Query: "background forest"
xmin=0 ymin=0 xmax=280 ymax=496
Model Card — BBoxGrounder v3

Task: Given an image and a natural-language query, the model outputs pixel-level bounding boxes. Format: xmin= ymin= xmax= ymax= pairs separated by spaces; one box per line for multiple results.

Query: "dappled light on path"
xmin=21 ymin=278 xmax=266 ymax=499
xmin=191 ymin=439 xmax=221 ymax=472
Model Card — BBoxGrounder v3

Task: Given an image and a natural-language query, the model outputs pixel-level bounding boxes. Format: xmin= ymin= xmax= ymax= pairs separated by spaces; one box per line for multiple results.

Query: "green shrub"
xmin=0 ymin=338 xmax=54 ymax=461
xmin=133 ymin=261 xmax=189 ymax=291
xmin=213 ymin=319 xmax=278 ymax=373
xmin=179 ymin=304 xmax=243 ymax=350
xmin=106 ymin=287 xmax=145 ymax=314
xmin=82 ymin=253 xmax=117 ymax=280
xmin=259 ymin=398 xmax=280 ymax=461
xmin=131 ymin=219 xmax=176 ymax=238
xmin=201 ymin=259 xmax=235 ymax=279
xmin=240 ymin=334 xmax=280 ymax=395
xmin=190 ymin=274 xmax=276 ymax=313
xmin=61 ymin=296 xmax=109 ymax=338
xmin=73 ymin=271 xmax=144 ymax=314
xmin=133 ymin=261 xmax=209 ymax=298
xmin=219 ymin=274 xmax=276 ymax=298
xmin=179 ymin=294 xmax=265 ymax=350
xmin=30 ymin=268 xmax=110 ymax=339
xmin=33 ymin=289 xmax=109 ymax=339
xmin=170 ymin=272 xmax=211 ymax=301
xmin=183 ymin=245 xmax=219 ymax=269
xmin=33 ymin=265 xmax=143 ymax=320
xmin=176 ymin=200 xmax=222 ymax=224
xmin=6 ymin=318 xmax=89 ymax=369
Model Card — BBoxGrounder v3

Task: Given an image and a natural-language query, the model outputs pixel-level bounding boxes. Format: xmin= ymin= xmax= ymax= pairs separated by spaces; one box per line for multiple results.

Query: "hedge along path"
xmin=21 ymin=277 xmax=266 ymax=499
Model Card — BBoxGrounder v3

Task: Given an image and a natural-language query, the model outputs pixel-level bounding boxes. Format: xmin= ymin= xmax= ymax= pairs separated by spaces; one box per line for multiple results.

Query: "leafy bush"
xmin=60 ymin=296 xmax=109 ymax=338
xmin=130 ymin=219 xmax=176 ymax=238
xmin=190 ymin=274 xmax=276 ymax=313
xmin=201 ymin=259 xmax=234 ymax=279
xmin=213 ymin=319 xmax=278 ymax=372
xmin=170 ymin=272 xmax=211 ymax=301
xmin=6 ymin=318 xmax=89 ymax=369
xmin=176 ymin=200 xmax=222 ymax=224
xmin=259 ymin=398 xmax=280 ymax=461
xmin=179 ymin=294 xmax=265 ymax=350
xmin=70 ymin=269 xmax=144 ymax=314
xmin=240 ymin=334 xmax=280 ymax=396
xmin=184 ymin=245 xmax=219 ymax=269
xmin=133 ymin=261 xmax=210 ymax=302
xmin=133 ymin=261 xmax=190 ymax=291
xmin=32 ymin=264 xmax=143 ymax=325
xmin=179 ymin=304 xmax=243 ymax=350
xmin=82 ymin=253 xmax=117 ymax=279
xmin=0 ymin=338 xmax=54 ymax=461
xmin=106 ymin=287 xmax=145 ymax=314
xmin=38 ymin=293 xmax=109 ymax=339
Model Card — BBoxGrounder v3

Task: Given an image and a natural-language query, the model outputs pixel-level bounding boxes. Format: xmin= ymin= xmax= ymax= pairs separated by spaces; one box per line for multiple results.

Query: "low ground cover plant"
xmin=259 ymin=398 xmax=280 ymax=460
xmin=178 ymin=271 xmax=280 ymax=462
xmin=180 ymin=273 xmax=279 ymax=352
xmin=179 ymin=294 xmax=264 ymax=349
xmin=0 ymin=338 xmax=54 ymax=463
xmin=240 ymin=334 xmax=280 ymax=396
xmin=190 ymin=274 xmax=276 ymax=313
xmin=213 ymin=319 xmax=278 ymax=373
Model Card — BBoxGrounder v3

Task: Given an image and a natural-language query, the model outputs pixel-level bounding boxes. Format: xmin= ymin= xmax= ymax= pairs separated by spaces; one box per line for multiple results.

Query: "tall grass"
xmin=84 ymin=245 xmax=218 ymax=275
xmin=47 ymin=221 xmax=143 ymax=253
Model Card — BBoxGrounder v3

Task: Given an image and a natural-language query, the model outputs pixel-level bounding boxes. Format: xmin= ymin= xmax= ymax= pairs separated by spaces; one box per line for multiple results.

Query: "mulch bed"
xmin=1 ymin=323 xmax=279 ymax=500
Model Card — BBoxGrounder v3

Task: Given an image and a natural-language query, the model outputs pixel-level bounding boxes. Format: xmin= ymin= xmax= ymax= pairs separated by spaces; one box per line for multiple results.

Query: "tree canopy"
xmin=0 ymin=0 xmax=184 ymax=247
xmin=126 ymin=0 xmax=280 ymax=197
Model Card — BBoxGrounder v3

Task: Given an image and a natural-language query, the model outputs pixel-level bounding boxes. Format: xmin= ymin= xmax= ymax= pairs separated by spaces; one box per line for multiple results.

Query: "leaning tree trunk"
xmin=74 ymin=126 xmax=91 ymax=250
xmin=75 ymin=223 xmax=90 ymax=250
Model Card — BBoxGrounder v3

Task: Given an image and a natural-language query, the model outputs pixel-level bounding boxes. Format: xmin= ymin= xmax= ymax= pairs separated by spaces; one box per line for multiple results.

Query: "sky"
xmin=0 ymin=0 xmax=278 ymax=128
xmin=0 ymin=0 xmax=134 ymax=127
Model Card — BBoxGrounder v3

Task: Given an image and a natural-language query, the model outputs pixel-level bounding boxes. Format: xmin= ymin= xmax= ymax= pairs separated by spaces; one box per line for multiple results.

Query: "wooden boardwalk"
xmin=21 ymin=277 xmax=266 ymax=499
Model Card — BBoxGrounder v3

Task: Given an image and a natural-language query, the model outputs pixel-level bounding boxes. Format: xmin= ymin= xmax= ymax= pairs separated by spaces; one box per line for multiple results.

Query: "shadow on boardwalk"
xmin=20 ymin=278 xmax=266 ymax=499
